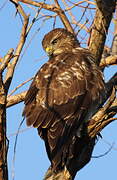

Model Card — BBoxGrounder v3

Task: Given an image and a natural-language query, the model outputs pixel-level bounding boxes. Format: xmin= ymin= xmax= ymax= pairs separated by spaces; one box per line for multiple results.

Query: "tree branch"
xmin=89 ymin=0 xmax=116 ymax=64
xmin=18 ymin=0 xmax=59 ymax=12
xmin=6 ymin=91 xmax=26 ymax=108
xmin=88 ymin=88 xmax=116 ymax=137
xmin=6 ymin=1 xmax=117 ymax=180
xmin=100 ymin=55 xmax=117 ymax=68
xmin=0 ymin=75 xmax=8 ymax=180
xmin=5 ymin=0 xmax=29 ymax=93
xmin=18 ymin=0 xmax=79 ymax=42
xmin=0 ymin=48 xmax=14 ymax=73
xmin=8 ymin=77 xmax=33 ymax=97
xmin=54 ymin=0 xmax=75 ymax=34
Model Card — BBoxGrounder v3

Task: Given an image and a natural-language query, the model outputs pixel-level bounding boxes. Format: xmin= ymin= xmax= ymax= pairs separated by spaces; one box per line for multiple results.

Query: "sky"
xmin=0 ymin=1 xmax=117 ymax=180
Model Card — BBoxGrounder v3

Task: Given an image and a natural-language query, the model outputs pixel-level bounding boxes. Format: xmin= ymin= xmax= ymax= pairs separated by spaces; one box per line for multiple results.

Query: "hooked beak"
xmin=45 ymin=46 xmax=53 ymax=56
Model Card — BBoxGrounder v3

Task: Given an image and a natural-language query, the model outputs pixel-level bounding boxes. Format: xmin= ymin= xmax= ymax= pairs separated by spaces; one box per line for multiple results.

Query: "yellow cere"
xmin=46 ymin=47 xmax=53 ymax=53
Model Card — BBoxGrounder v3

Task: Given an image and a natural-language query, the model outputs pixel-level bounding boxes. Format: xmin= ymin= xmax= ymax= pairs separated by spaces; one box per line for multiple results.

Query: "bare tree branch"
xmin=0 ymin=2 xmax=29 ymax=180
xmin=18 ymin=0 xmax=59 ymax=11
xmin=7 ymin=91 xmax=27 ymax=108
xmin=2 ymin=1 xmax=116 ymax=180
xmin=100 ymin=55 xmax=117 ymax=68
xmin=0 ymin=48 xmax=14 ymax=73
xmin=5 ymin=0 xmax=29 ymax=93
xmin=54 ymin=0 xmax=75 ymax=34
xmin=18 ymin=0 xmax=79 ymax=41
xmin=0 ymin=75 xmax=8 ymax=180
xmin=88 ymin=88 xmax=116 ymax=137
xmin=8 ymin=77 xmax=33 ymax=97
xmin=89 ymin=0 xmax=116 ymax=64
xmin=26 ymin=7 xmax=41 ymax=35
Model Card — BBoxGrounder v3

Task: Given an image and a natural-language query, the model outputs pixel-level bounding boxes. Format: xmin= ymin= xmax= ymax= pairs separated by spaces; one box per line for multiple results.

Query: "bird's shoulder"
xmin=23 ymin=47 xmax=105 ymax=132
xmin=24 ymin=47 xmax=103 ymax=108
xmin=36 ymin=47 xmax=95 ymax=84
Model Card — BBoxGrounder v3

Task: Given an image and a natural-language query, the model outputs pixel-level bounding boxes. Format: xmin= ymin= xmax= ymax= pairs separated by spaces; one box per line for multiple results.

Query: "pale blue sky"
xmin=0 ymin=1 xmax=117 ymax=180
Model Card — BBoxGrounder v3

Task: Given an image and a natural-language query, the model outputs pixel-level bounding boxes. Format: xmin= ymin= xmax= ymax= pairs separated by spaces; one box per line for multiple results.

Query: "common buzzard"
xmin=23 ymin=28 xmax=105 ymax=171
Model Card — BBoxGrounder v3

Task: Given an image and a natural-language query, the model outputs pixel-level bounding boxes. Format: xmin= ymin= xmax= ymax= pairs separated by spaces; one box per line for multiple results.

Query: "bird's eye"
xmin=51 ymin=39 xmax=58 ymax=45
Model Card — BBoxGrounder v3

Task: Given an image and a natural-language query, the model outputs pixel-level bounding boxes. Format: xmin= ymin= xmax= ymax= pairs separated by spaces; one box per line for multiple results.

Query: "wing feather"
xmin=23 ymin=49 xmax=105 ymax=168
xmin=23 ymin=50 xmax=104 ymax=128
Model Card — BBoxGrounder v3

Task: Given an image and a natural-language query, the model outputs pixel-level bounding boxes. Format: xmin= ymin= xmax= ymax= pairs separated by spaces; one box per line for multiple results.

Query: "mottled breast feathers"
xmin=23 ymin=28 xmax=105 ymax=170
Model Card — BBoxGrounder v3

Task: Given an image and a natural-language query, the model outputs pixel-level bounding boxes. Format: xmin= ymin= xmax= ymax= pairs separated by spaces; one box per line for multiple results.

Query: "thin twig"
xmin=12 ymin=118 xmax=25 ymax=180
xmin=20 ymin=18 xmax=46 ymax=62
xmin=0 ymin=48 xmax=14 ymax=73
xmin=92 ymin=142 xmax=114 ymax=158
xmin=76 ymin=19 xmax=89 ymax=35
xmin=18 ymin=0 xmax=62 ymax=12
xmin=26 ymin=7 xmax=42 ymax=35
xmin=5 ymin=1 xmax=29 ymax=92
xmin=8 ymin=127 xmax=32 ymax=138
xmin=8 ymin=77 xmax=33 ymax=97
xmin=67 ymin=0 xmax=95 ymax=6
xmin=18 ymin=0 xmax=75 ymax=35
xmin=64 ymin=0 xmax=91 ymax=12
xmin=0 ymin=0 xmax=8 ymax=11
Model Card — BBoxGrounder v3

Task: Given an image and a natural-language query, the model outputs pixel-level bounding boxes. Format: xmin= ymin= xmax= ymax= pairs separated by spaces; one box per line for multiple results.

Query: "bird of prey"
xmin=23 ymin=28 xmax=105 ymax=172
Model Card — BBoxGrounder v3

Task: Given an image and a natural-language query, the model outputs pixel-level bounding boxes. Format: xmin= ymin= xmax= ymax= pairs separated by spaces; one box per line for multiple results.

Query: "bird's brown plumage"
xmin=23 ymin=28 xmax=105 ymax=171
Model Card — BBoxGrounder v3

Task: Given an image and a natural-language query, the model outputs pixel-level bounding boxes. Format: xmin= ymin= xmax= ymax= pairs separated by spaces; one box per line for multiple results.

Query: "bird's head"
xmin=42 ymin=28 xmax=79 ymax=57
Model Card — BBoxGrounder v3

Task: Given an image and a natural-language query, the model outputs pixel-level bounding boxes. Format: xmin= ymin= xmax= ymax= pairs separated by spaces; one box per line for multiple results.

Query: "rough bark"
xmin=89 ymin=0 xmax=116 ymax=64
xmin=0 ymin=74 xmax=8 ymax=180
